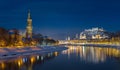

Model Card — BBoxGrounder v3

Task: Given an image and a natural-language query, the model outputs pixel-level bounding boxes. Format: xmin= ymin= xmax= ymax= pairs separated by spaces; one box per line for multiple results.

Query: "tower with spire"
xmin=26 ymin=10 xmax=32 ymax=38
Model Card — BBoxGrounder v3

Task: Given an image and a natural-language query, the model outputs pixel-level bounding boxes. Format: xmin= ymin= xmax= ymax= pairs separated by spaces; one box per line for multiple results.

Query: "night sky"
xmin=0 ymin=0 xmax=120 ymax=40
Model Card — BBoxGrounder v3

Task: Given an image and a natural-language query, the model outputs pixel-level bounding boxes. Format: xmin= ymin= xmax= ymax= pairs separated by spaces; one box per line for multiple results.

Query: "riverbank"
xmin=63 ymin=43 xmax=120 ymax=49
xmin=0 ymin=46 xmax=67 ymax=59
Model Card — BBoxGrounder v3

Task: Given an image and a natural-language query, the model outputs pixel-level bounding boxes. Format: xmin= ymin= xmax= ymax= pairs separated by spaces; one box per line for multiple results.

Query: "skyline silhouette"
xmin=0 ymin=0 xmax=120 ymax=40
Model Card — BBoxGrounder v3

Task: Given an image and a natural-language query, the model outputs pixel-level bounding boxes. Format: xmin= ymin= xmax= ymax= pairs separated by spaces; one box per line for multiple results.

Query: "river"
xmin=0 ymin=45 xmax=120 ymax=70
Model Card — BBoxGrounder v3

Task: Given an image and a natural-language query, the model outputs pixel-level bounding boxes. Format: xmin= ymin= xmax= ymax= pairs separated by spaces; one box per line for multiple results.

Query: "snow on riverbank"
xmin=0 ymin=46 xmax=67 ymax=59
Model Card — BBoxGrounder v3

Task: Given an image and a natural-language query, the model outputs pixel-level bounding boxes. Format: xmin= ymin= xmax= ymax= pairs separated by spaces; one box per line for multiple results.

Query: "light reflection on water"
xmin=62 ymin=46 xmax=120 ymax=63
xmin=0 ymin=52 xmax=59 ymax=70
xmin=0 ymin=46 xmax=120 ymax=70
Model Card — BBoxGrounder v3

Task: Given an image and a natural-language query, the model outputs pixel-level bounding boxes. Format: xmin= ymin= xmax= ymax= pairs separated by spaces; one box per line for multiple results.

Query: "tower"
xmin=75 ymin=34 xmax=78 ymax=39
xmin=26 ymin=10 xmax=32 ymax=38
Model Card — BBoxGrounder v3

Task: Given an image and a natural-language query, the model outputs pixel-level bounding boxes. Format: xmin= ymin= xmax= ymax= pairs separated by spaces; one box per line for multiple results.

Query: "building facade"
xmin=26 ymin=10 xmax=33 ymax=38
xmin=80 ymin=27 xmax=109 ymax=40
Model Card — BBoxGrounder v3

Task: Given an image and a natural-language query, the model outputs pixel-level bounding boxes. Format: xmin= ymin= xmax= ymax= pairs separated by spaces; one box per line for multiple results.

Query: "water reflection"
xmin=62 ymin=46 xmax=120 ymax=63
xmin=0 ymin=52 xmax=59 ymax=70
xmin=0 ymin=46 xmax=120 ymax=70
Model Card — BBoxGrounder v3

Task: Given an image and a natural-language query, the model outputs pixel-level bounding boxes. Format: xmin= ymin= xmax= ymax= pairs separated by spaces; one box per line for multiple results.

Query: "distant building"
xmin=80 ymin=27 xmax=109 ymax=40
xmin=26 ymin=10 xmax=33 ymax=38
xmin=66 ymin=36 xmax=70 ymax=40
xmin=75 ymin=34 xmax=79 ymax=39
xmin=80 ymin=34 xmax=86 ymax=39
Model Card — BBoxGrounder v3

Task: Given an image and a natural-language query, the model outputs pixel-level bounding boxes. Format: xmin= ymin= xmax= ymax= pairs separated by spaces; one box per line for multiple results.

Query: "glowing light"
xmin=1 ymin=63 xmax=5 ymax=69
xmin=54 ymin=52 xmax=58 ymax=56
xmin=23 ymin=58 xmax=26 ymax=63
xmin=30 ymin=57 xmax=35 ymax=63
xmin=37 ymin=56 xmax=39 ymax=60
xmin=41 ymin=56 xmax=44 ymax=60
xmin=18 ymin=61 xmax=21 ymax=67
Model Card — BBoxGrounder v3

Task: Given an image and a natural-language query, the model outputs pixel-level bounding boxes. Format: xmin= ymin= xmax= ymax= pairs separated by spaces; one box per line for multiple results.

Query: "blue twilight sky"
xmin=0 ymin=0 xmax=120 ymax=40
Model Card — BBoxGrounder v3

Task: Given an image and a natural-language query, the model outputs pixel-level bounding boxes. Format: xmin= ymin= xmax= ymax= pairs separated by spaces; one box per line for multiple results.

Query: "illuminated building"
xmin=80 ymin=27 xmax=109 ymax=40
xmin=26 ymin=10 xmax=33 ymax=38
xmin=66 ymin=36 xmax=70 ymax=40
xmin=80 ymin=34 xmax=86 ymax=39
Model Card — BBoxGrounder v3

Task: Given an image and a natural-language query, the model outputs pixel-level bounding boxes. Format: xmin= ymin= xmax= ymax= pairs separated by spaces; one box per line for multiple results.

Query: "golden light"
xmin=54 ymin=52 xmax=58 ymax=56
xmin=1 ymin=62 xmax=5 ymax=69
xmin=30 ymin=57 xmax=36 ymax=63
xmin=18 ymin=61 xmax=21 ymax=67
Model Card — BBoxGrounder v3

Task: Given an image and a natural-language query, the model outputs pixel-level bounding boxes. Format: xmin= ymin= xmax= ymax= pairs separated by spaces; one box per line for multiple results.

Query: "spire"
xmin=28 ymin=9 xmax=31 ymax=19
xmin=26 ymin=9 xmax=33 ymax=38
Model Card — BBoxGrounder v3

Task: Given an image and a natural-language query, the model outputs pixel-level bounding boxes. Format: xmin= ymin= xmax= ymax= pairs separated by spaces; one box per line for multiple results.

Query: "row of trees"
xmin=0 ymin=28 xmax=24 ymax=47
xmin=32 ymin=33 xmax=57 ymax=45
xmin=0 ymin=27 xmax=57 ymax=47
